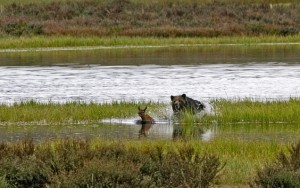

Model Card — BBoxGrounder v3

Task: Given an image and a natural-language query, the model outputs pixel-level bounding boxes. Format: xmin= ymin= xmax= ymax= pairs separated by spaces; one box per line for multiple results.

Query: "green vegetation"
xmin=0 ymin=100 xmax=165 ymax=124
xmin=253 ymin=141 xmax=300 ymax=188
xmin=0 ymin=138 xmax=291 ymax=186
xmin=1 ymin=98 xmax=300 ymax=125
xmin=0 ymin=99 xmax=299 ymax=186
xmin=0 ymin=0 xmax=299 ymax=38
xmin=171 ymin=98 xmax=300 ymax=125
xmin=203 ymin=98 xmax=300 ymax=124
xmin=0 ymin=138 xmax=224 ymax=187
xmin=0 ymin=35 xmax=300 ymax=50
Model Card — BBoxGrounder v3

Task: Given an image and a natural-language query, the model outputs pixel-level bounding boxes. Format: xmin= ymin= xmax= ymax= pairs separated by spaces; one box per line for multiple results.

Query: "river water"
xmin=0 ymin=46 xmax=299 ymax=103
xmin=0 ymin=45 xmax=300 ymax=142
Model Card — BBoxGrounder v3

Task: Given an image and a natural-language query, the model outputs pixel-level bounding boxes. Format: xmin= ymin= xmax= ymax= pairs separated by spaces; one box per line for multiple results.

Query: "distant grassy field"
xmin=0 ymin=0 xmax=299 ymax=38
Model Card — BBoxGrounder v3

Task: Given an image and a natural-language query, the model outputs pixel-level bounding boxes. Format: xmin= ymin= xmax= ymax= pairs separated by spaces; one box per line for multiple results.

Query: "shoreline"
xmin=1 ymin=41 xmax=300 ymax=53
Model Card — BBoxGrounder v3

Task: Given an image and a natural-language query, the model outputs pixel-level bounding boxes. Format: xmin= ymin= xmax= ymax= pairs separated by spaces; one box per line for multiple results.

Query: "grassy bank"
xmin=0 ymin=35 xmax=299 ymax=50
xmin=0 ymin=98 xmax=299 ymax=124
xmin=0 ymin=0 xmax=299 ymax=38
xmin=0 ymin=137 xmax=291 ymax=187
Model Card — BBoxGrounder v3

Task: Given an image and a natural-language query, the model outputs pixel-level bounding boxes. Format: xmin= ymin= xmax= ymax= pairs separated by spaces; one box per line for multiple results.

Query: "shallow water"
xmin=1 ymin=45 xmax=300 ymax=142
xmin=1 ymin=121 xmax=300 ymax=143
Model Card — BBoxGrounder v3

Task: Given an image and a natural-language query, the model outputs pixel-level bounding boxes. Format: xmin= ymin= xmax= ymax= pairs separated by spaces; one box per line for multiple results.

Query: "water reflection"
xmin=139 ymin=122 xmax=153 ymax=138
xmin=1 ymin=45 xmax=300 ymax=66
xmin=1 ymin=120 xmax=300 ymax=143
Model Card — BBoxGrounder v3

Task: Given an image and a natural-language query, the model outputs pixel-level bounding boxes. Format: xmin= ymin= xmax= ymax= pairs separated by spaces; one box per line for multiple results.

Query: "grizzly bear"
xmin=170 ymin=94 xmax=205 ymax=114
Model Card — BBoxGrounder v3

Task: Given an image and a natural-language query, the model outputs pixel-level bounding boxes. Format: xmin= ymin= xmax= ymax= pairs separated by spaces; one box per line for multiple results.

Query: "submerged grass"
xmin=0 ymin=35 xmax=300 ymax=50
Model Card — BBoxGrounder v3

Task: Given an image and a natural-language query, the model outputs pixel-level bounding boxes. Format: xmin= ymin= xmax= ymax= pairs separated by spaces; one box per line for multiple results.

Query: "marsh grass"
xmin=198 ymin=98 xmax=300 ymax=124
xmin=0 ymin=100 xmax=164 ymax=124
xmin=1 ymin=98 xmax=300 ymax=124
xmin=0 ymin=35 xmax=300 ymax=49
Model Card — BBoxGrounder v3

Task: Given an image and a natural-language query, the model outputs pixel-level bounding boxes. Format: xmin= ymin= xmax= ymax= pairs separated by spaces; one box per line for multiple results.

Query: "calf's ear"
xmin=171 ymin=95 xmax=174 ymax=100
xmin=181 ymin=94 xmax=186 ymax=99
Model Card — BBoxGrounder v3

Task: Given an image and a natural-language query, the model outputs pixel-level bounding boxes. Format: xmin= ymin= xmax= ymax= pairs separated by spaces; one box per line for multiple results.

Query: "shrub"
xmin=59 ymin=159 xmax=145 ymax=188
xmin=280 ymin=27 xmax=299 ymax=36
xmin=140 ymin=145 xmax=224 ymax=188
xmin=0 ymin=158 xmax=51 ymax=188
xmin=252 ymin=141 xmax=300 ymax=188
xmin=3 ymin=22 xmax=43 ymax=36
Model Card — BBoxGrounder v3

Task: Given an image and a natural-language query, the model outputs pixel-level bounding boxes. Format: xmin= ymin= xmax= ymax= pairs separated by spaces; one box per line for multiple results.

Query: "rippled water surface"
xmin=1 ymin=46 xmax=300 ymax=103
xmin=1 ymin=45 xmax=300 ymax=141
xmin=1 ymin=63 xmax=300 ymax=103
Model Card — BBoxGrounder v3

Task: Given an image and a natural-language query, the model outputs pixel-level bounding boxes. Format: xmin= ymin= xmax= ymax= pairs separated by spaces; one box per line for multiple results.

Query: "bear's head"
xmin=170 ymin=94 xmax=187 ymax=113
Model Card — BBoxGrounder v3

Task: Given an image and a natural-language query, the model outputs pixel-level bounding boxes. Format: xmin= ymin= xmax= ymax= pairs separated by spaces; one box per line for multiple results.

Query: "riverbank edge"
xmin=0 ymin=35 xmax=300 ymax=52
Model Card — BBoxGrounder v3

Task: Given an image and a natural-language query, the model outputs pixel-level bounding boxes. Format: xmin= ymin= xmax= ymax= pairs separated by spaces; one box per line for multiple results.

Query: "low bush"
xmin=252 ymin=141 xmax=300 ymax=188
xmin=140 ymin=149 xmax=223 ymax=188
xmin=0 ymin=157 xmax=51 ymax=188
xmin=3 ymin=22 xmax=43 ymax=36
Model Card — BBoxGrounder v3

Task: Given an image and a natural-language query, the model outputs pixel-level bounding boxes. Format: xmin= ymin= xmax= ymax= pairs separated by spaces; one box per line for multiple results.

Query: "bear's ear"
xmin=171 ymin=95 xmax=174 ymax=100
xmin=181 ymin=94 xmax=186 ymax=99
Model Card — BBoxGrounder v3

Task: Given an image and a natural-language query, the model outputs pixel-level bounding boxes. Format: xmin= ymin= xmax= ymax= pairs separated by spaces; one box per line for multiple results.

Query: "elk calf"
xmin=138 ymin=106 xmax=155 ymax=137
xmin=138 ymin=106 xmax=155 ymax=123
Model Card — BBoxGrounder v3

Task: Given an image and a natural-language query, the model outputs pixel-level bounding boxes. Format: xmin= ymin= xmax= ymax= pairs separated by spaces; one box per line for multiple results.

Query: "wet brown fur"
xmin=138 ymin=106 xmax=155 ymax=137
xmin=138 ymin=106 xmax=155 ymax=123
xmin=171 ymin=94 xmax=205 ymax=114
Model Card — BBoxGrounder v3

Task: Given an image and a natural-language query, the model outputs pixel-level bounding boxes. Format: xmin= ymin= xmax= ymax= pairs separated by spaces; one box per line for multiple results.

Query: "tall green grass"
xmin=209 ymin=98 xmax=300 ymax=124
xmin=0 ymin=35 xmax=300 ymax=50
xmin=180 ymin=98 xmax=300 ymax=125
xmin=1 ymin=98 xmax=300 ymax=124
xmin=0 ymin=100 xmax=164 ymax=124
